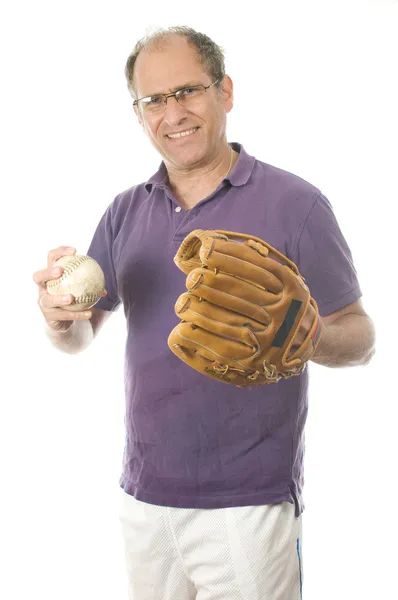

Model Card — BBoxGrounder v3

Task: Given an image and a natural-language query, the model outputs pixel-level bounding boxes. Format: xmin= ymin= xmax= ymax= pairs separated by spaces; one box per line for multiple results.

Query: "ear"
xmin=133 ymin=103 xmax=151 ymax=137
xmin=133 ymin=104 xmax=143 ymax=127
xmin=221 ymin=75 xmax=234 ymax=113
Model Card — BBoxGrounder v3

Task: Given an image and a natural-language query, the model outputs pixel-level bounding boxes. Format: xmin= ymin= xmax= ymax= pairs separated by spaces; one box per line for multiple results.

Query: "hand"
xmin=32 ymin=246 xmax=107 ymax=332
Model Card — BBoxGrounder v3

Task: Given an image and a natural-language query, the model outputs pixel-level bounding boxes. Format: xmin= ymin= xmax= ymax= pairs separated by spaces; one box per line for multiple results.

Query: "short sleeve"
xmin=292 ymin=193 xmax=362 ymax=317
xmin=85 ymin=202 xmax=121 ymax=312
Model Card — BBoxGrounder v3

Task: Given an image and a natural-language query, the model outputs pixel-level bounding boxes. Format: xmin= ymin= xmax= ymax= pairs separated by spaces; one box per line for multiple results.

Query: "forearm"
xmin=44 ymin=319 xmax=94 ymax=355
xmin=311 ymin=314 xmax=376 ymax=368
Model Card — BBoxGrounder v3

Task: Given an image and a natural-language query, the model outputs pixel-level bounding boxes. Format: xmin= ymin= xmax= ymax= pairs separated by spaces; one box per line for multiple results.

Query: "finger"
xmin=43 ymin=304 xmax=92 ymax=321
xmin=186 ymin=268 xmax=274 ymax=325
xmin=39 ymin=295 xmax=92 ymax=320
xmin=38 ymin=293 xmax=49 ymax=309
xmin=33 ymin=264 xmax=65 ymax=288
xmin=46 ymin=246 xmax=76 ymax=269
xmin=199 ymin=237 xmax=284 ymax=292
xmin=51 ymin=309 xmax=92 ymax=321
xmin=38 ymin=292 xmax=74 ymax=310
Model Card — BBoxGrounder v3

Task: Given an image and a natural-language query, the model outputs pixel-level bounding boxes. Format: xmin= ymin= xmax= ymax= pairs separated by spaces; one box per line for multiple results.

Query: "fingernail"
xmin=62 ymin=295 xmax=71 ymax=303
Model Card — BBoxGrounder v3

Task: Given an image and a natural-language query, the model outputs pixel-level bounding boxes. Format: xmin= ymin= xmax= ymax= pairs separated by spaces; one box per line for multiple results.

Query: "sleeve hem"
xmin=291 ymin=192 xmax=322 ymax=257
xmin=317 ymin=285 xmax=362 ymax=317
xmin=92 ymin=298 xmax=121 ymax=312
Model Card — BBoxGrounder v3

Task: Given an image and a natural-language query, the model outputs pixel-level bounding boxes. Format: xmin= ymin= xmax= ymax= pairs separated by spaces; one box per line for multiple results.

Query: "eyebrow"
xmin=170 ymin=81 xmax=200 ymax=92
xmin=144 ymin=82 xmax=202 ymax=97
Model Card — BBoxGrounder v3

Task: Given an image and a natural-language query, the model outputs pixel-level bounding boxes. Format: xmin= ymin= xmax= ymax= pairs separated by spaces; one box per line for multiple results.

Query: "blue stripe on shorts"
xmin=297 ymin=537 xmax=303 ymax=599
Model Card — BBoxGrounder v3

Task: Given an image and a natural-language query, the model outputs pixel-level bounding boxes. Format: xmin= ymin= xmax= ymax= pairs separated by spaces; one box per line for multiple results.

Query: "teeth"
xmin=168 ymin=128 xmax=198 ymax=139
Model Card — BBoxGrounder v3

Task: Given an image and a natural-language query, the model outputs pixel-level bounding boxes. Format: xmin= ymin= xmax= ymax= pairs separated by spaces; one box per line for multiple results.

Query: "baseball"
xmin=46 ymin=254 xmax=106 ymax=311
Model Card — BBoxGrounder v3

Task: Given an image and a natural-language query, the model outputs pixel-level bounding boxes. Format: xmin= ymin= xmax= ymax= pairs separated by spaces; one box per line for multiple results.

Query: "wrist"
xmin=45 ymin=321 xmax=74 ymax=334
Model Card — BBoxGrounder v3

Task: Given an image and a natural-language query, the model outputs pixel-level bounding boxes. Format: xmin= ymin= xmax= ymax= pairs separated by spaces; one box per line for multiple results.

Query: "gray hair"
xmin=124 ymin=26 xmax=225 ymax=99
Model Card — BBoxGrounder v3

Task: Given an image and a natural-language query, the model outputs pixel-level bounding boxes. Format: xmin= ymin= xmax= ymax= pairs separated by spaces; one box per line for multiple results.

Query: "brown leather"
xmin=168 ymin=230 xmax=322 ymax=387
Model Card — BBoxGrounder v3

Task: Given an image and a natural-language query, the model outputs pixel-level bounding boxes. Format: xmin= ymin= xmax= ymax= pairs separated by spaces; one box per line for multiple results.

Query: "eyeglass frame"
xmin=133 ymin=78 xmax=221 ymax=110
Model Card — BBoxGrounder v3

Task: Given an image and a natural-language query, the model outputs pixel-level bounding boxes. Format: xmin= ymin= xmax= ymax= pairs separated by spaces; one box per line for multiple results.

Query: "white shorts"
xmin=118 ymin=489 xmax=303 ymax=600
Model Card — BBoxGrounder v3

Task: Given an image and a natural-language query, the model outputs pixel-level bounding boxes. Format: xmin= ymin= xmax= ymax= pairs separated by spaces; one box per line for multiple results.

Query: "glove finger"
xmin=173 ymin=229 xmax=228 ymax=275
xmin=168 ymin=321 xmax=254 ymax=363
xmin=186 ymin=268 xmax=274 ymax=325
xmin=175 ymin=293 xmax=266 ymax=346
xmin=200 ymin=238 xmax=283 ymax=293
xmin=176 ymin=292 xmax=271 ymax=328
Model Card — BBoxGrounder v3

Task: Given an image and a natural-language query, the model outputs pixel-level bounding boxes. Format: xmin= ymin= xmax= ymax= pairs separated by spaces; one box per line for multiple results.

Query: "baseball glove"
xmin=168 ymin=229 xmax=322 ymax=387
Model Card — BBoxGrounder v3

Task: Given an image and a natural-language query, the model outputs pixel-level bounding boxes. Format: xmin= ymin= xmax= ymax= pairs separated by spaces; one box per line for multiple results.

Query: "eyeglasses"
xmin=133 ymin=79 xmax=220 ymax=115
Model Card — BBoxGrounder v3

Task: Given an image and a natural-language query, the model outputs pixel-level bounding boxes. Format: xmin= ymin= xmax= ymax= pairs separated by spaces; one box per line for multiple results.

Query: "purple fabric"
xmin=86 ymin=142 xmax=362 ymax=516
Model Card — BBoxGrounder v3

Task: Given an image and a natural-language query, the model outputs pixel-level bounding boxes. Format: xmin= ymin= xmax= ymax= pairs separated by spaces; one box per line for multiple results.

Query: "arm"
xmin=45 ymin=319 xmax=94 ymax=355
xmin=44 ymin=307 xmax=112 ymax=355
xmin=311 ymin=299 xmax=375 ymax=368
xmin=289 ymin=193 xmax=373 ymax=369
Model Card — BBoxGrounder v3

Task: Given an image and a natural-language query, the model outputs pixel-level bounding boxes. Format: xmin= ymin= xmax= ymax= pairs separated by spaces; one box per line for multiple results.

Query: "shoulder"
xmin=110 ymin=181 xmax=148 ymax=211
xmin=254 ymin=158 xmax=322 ymax=207
xmin=104 ymin=181 xmax=150 ymax=230
xmin=233 ymin=144 xmax=321 ymax=208
xmin=250 ymin=157 xmax=324 ymax=237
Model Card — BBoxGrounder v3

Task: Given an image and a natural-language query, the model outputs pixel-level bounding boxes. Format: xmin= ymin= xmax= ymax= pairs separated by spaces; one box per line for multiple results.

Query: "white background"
xmin=1 ymin=0 xmax=397 ymax=598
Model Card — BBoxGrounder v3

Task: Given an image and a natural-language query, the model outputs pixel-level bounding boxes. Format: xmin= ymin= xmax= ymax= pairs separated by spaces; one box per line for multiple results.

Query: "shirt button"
xmin=175 ymin=206 xmax=182 ymax=212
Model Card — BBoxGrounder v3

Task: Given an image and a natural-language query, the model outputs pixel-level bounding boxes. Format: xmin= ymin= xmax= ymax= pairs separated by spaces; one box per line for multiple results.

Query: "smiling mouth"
xmin=166 ymin=127 xmax=199 ymax=139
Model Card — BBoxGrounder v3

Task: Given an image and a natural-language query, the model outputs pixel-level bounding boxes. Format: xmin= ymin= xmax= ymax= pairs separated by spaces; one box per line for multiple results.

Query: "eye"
xmin=180 ymin=87 xmax=201 ymax=97
xmin=147 ymin=96 xmax=163 ymax=105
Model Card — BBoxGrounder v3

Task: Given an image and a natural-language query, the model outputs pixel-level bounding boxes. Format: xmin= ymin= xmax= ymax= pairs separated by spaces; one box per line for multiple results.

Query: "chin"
xmin=164 ymin=148 xmax=205 ymax=168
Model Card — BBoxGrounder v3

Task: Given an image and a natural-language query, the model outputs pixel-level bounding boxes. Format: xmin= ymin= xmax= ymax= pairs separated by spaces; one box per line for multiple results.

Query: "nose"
xmin=163 ymin=95 xmax=189 ymax=127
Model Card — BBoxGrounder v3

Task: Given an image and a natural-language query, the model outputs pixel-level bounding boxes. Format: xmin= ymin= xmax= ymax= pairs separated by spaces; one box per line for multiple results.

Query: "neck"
xmin=165 ymin=145 xmax=236 ymax=210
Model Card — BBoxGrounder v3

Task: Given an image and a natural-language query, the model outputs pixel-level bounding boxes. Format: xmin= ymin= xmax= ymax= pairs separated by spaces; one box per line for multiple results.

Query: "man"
xmin=34 ymin=26 xmax=375 ymax=600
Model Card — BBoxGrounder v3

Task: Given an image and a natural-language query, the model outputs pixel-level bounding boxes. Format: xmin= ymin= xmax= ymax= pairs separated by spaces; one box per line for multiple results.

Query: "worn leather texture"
xmin=168 ymin=229 xmax=322 ymax=387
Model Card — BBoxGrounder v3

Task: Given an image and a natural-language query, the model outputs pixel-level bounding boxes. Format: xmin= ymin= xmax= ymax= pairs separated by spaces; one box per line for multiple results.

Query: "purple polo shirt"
xmin=86 ymin=142 xmax=361 ymax=517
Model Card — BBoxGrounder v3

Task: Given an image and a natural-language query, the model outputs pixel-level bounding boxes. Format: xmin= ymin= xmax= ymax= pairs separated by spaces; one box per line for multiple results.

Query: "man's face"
xmin=132 ymin=36 xmax=233 ymax=169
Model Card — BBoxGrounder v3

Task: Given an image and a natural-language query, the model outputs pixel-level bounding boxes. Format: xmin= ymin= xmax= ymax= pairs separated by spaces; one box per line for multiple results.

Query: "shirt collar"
xmin=144 ymin=142 xmax=256 ymax=193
